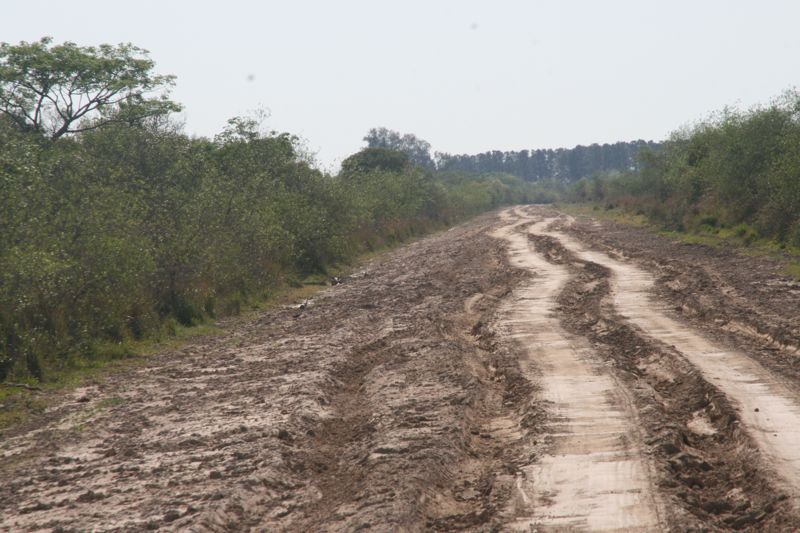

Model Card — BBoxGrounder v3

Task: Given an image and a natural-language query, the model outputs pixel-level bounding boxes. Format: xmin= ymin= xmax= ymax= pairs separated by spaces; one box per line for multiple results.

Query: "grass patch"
xmin=658 ymin=230 xmax=725 ymax=248
xmin=0 ymin=393 xmax=47 ymax=430
xmin=786 ymin=262 xmax=800 ymax=281
xmin=0 ymin=282 xmax=321 ymax=432
xmin=558 ymin=202 xmax=649 ymax=227
xmin=71 ymin=396 xmax=126 ymax=432
xmin=95 ymin=396 xmax=125 ymax=410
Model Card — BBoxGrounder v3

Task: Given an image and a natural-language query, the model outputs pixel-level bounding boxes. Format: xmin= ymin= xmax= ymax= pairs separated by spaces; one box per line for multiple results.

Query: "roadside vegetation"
xmin=565 ymin=90 xmax=800 ymax=276
xmin=0 ymin=38 xmax=538 ymax=387
xmin=568 ymin=90 xmax=800 ymax=245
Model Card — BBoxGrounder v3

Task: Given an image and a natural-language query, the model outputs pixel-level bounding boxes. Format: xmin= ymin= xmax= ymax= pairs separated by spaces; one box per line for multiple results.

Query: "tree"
xmin=0 ymin=37 xmax=180 ymax=139
xmin=340 ymin=147 xmax=410 ymax=175
xmin=364 ymin=127 xmax=434 ymax=169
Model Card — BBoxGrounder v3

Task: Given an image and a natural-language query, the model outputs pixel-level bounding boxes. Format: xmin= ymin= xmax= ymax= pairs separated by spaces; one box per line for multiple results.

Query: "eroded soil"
xmin=2 ymin=206 xmax=800 ymax=532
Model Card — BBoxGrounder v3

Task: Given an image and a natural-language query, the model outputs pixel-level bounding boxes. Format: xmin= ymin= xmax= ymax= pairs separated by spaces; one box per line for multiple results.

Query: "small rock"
xmin=163 ymin=509 xmax=181 ymax=522
xmin=209 ymin=470 xmax=222 ymax=480
xmin=754 ymin=408 xmax=760 ymax=412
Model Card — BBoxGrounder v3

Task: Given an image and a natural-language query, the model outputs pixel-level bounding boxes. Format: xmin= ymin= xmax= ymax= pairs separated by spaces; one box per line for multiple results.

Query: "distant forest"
xmin=435 ymin=141 xmax=662 ymax=182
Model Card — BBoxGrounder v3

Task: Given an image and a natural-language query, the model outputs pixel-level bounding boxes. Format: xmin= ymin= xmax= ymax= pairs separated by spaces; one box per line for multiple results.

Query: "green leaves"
xmin=340 ymin=148 xmax=410 ymax=175
xmin=0 ymin=39 xmax=537 ymax=384
xmin=576 ymin=89 xmax=800 ymax=241
xmin=363 ymin=128 xmax=434 ymax=169
xmin=0 ymin=37 xmax=180 ymax=139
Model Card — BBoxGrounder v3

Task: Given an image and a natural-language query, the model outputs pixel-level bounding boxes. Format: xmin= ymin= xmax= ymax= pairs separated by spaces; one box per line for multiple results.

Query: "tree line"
xmin=569 ymin=91 xmax=800 ymax=247
xmin=436 ymin=140 xmax=661 ymax=182
xmin=0 ymin=39 xmax=539 ymax=383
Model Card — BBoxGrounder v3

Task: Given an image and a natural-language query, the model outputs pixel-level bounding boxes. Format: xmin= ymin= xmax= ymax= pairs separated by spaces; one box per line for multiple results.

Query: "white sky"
xmin=3 ymin=1 xmax=800 ymax=169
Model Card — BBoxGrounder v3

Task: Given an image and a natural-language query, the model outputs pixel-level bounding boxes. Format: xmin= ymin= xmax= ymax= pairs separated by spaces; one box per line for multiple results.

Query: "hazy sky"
xmin=3 ymin=1 xmax=800 ymax=169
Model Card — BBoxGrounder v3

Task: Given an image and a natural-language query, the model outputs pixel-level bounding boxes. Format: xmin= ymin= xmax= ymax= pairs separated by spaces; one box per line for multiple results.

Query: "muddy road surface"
xmin=2 ymin=206 xmax=800 ymax=532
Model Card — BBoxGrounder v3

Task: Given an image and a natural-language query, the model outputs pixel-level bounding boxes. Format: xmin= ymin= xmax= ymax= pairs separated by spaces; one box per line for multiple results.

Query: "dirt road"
xmin=491 ymin=212 xmax=665 ymax=531
xmin=2 ymin=206 xmax=799 ymax=531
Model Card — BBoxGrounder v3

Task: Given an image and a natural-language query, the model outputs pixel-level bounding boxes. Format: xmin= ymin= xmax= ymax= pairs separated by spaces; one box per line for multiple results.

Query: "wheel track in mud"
xmin=552 ymin=223 xmax=800 ymax=493
xmin=491 ymin=211 xmax=667 ymax=531
xmin=513 ymin=205 xmax=800 ymax=530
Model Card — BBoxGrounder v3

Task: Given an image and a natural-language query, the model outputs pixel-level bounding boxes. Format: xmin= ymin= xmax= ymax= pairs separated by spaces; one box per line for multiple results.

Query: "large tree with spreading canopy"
xmin=0 ymin=37 xmax=180 ymax=139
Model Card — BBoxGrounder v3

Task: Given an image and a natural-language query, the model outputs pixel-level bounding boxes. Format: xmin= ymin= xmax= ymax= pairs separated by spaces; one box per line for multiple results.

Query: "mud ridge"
xmin=224 ymin=224 xmax=542 ymax=533
xmin=560 ymin=215 xmax=800 ymax=386
xmin=528 ymin=227 xmax=798 ymax=531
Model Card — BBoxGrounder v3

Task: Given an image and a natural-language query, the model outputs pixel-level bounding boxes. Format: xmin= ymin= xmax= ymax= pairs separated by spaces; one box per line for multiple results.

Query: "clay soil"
xmin=2 ymin=206 xmax=799 ymax=532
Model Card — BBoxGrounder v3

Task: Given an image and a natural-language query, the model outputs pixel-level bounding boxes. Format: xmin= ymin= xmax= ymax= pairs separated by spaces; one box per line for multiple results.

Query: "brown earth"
xmin=561 ymin=211 xmax=800 ymax=382
xmin=2 ymin=206 xmax=800 ymax=532
xmin=528 ymin=215 xmax=796 ymax=530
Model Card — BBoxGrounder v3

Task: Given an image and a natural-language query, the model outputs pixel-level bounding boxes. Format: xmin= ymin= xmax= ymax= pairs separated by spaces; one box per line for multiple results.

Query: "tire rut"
xmin=491 ymin=210 xmax=667 ymax=531
xmin=523 ymin=206 xmax=800 ymax=530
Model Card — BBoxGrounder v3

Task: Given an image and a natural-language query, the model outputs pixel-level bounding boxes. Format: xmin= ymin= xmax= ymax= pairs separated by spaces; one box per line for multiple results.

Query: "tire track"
xmin=491 ymin=209 xmax=666 ymax=531
xmin=520 ymin=213 xmax=800 ymax=508
xmin=538 ymin=217 xmax=800 ymax=504
xmin=525 ymin=213 xmax=795 ymax=529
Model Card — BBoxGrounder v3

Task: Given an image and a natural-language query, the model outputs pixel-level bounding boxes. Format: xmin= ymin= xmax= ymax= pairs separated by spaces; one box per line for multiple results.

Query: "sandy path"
xmin=492 ymin=210 xmax=665 ymax=531
xmin=543 ymin=218 xmax=800 ymax=500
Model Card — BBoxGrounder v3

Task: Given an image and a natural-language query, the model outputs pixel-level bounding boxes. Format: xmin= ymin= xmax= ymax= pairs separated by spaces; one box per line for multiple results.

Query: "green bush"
xmin=572 ymin=90 xmax=800 ymax=245
xmin=0 ymin=117 xmax=532 ymax=383
xmin=732 ymin=223 xmax=759 ymax=244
